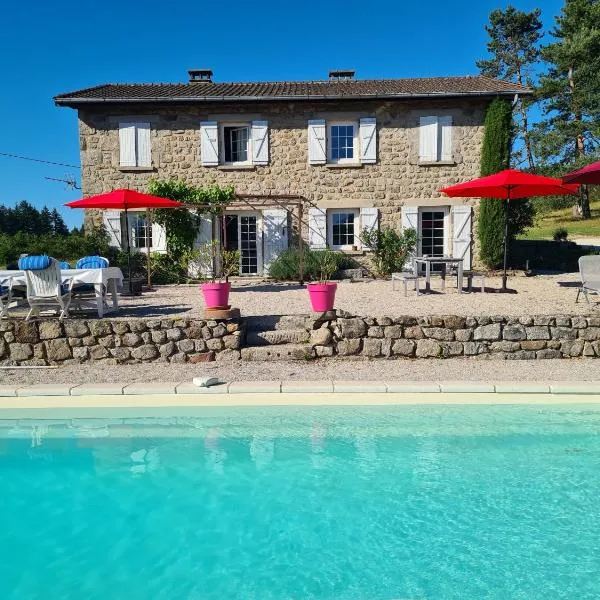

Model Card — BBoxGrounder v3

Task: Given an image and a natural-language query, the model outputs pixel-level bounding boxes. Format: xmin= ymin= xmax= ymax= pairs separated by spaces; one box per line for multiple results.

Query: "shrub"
xmin=268 ymin=249 xmax=353 ymax=281
xmin=359 ymin=227 xmax=417 ymax=278
xmin=552 ymin=227 xmax=569 ymax=242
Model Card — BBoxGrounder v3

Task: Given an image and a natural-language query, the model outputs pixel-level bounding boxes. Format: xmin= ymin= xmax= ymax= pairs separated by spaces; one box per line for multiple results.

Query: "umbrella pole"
xmin=501 ymin=191 xmax=510 ymax=292
xmin=146 ymin=208 xmax=152 ymax=289
xmin=124 ymin=207 xmax=133 ymax=292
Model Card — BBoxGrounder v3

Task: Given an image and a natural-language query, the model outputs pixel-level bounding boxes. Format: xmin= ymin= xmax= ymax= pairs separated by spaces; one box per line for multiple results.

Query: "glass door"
xmin=419 ymin=209 xmax=447 ymax=272
xmin=223 ymin=213 xmax=260 ymax=275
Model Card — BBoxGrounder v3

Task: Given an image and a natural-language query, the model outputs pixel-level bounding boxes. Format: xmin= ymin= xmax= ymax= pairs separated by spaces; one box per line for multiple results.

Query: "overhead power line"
xmin=0 ymin=151 xmax=79 ymax=169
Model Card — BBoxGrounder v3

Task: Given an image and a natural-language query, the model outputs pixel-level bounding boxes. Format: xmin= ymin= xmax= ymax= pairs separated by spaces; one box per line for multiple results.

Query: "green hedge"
xmin=268 ymin=249 xmax=357 ymax=281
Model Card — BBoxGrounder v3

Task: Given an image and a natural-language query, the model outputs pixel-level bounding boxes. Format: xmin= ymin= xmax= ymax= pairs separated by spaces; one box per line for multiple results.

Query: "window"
xmin=418 ymin=208 xmax=449 ymax=271
xmin=119 ymin=122 xmax=151 ymax=167
xmin=328 ymin=122 xmax=358 ymax=164
xmin=328 ymin=209 xmax=359 ymax=249
xmin=222 ymin=124 xmax=250 ymax=164
xmin=419 ymin=116 xmax=452 ymax=163
xmin=129 ymin=213 xmax=152 ymax=249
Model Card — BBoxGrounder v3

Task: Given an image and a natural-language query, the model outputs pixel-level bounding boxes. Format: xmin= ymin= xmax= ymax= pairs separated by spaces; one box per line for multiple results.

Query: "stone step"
xmin=241 ymin=344 xmax=314 ymax=361
xmin=246 ymin=329 xmax=310 ymax=346
xmin=245 ymin=315 xmax=311 ymax=332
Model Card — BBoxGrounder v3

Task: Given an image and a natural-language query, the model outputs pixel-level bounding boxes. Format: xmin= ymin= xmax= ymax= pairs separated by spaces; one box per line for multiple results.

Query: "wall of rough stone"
xmin=76 ymin=98 xmax=487 ymax=261
xmin=2 ymin=314 xmax=599 ymax=366
xmin=0 ymin=318 xmax=244 ymax=366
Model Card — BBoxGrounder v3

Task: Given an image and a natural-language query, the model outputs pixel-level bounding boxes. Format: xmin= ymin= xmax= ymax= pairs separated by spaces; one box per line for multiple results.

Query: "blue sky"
xmin=0 ymin=0 xmax=563 ymax=229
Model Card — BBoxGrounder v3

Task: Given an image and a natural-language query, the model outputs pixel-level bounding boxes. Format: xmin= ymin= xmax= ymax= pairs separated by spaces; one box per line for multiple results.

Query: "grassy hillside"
xmin=519 ymin=199 xmax=600 ymax=240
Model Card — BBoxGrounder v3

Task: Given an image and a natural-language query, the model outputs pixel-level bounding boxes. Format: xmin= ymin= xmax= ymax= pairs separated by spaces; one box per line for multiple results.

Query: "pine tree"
xmin=477 ymin=5 xmax=543 ymax=169
xmin=51 ymin=208 xmax=69 ymax=236
xmin=39 ymin=207 xmax=54 ymax=235
xmin=534 ymin=0 xmax=600 ymax=218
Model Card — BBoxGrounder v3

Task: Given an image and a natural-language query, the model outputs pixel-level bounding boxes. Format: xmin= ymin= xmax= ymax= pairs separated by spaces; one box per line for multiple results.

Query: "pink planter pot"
xmin=307 ymin=282 xmax=337 ymax=312
xmin=201 ymin=282 xmax=231 ymax=309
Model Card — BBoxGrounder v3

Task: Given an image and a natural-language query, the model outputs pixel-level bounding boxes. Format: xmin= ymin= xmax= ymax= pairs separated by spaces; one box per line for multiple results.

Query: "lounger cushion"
xmin=58 ymin=261 xmax=71 ymax=270
xmin=75 ymin=256 xmax=109 ymax=269
xmin=18 ymin=255 xmax=52 ymax=270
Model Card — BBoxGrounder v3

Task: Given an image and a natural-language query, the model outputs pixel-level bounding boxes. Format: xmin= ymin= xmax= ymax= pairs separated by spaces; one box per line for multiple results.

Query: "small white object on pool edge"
xmin=192 ymin=376 xmax=220 ymax=388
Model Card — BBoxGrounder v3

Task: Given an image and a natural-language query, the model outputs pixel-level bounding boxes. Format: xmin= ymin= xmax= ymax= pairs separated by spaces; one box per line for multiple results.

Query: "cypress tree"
xmin=478 ymin=97 xmax=512 ymax=268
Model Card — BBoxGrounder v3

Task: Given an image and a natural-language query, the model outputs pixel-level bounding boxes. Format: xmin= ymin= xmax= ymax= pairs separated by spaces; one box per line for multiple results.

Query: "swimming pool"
xmin=1 ymin=404 xmax=599 ymax=599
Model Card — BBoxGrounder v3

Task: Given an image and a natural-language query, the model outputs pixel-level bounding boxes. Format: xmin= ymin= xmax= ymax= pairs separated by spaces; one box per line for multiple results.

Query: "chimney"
xmin=188 ymin=69 xmax=213 ymax=82
xmin=328 ymin=69 xmax=355 ymax=80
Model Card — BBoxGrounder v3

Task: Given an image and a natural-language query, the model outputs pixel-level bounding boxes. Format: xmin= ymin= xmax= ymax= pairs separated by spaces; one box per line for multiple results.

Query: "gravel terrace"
xmin=1 ymin=358 xmax=599 ymax=386
xmin=112 ymin=272 xmax=594 ymax=319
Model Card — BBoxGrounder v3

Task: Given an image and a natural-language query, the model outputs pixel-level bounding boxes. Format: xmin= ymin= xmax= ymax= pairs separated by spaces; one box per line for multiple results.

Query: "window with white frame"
xmin=222 ymin=124 xmax=251 ymax=164
xmin=328 ymin=209 xmax=359 ymax=249
xmin=128 ymin=213 xmax=153 ymax=249
xmin=328 ymin=122 xmax=358 ymax=164
xmin=119 ymin=122 xmax=151 ymax=167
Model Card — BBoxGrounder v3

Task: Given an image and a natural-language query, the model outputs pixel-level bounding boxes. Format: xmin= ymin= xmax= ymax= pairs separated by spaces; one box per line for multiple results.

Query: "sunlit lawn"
xmin=520 ymin=199 xmax=600 ymax=240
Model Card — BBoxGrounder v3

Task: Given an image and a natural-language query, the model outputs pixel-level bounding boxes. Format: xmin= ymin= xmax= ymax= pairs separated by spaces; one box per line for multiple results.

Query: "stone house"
xmin=55 ymin=69 xmax=529 ymax=275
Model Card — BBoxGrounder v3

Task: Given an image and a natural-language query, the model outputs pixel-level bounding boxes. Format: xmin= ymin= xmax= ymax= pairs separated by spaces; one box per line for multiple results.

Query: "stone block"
xmin=455 ymin=329 xmax=472 ymax=342
xmin=441 ymin=341 xmax=463 ymax=356
xmin=45 ymin=339 xmax=71 ymax=361
xmin=223 ymin=334 xmax=241 ymax=349
xmin=82 ymin=336 xmax=96 ymax=346
xmin=90 ymin=321 xmax=112 ymax=336
xmin=14 ymin=321 xmax=39 ymax=344
xmin=39 ymin=321 xmax=62 ymax=340
xmin=151 ymin=330 xmax=167 ymax=344
xmin=361 ymin=338 xmax=382 ymax=357
xmin=415 ymin=339 xmax=441 ymax=358
xmin=188 ymin=351 xmax=216 ymax=363
xmin=443 ymin=316 xmax=466 ymax=330
xmin=315 ymin=345 xmax=334 ymax=357
xmin=578 ymin=327 xmax=600 ymax=341
xmin=337 ymin=339 xmax=361 ymax=356
xmin=403 ymin=326 xmax=423 ymax=339
xmin=525 ymin=326 xmax=550 ymax=340
xmin=506 ymin=350 xmax=536 ymax=360
xmin=110 ymin=347 xmax=131 ymax=361
xmin=170 ymin=352 xmax=188 ymax=363
xmin=550 ymin=327 xmax=577 ymax=340
xmin=560 ymin=340 xmax=584 ymax=357
xmin=423 ymin=327 xmax=454 ymax=341
xmin=121 ymin=332 xmax=142 ymax=347
xmin=33 ymin=343 xmax=46 ymax=359
xmin=98 ymin=335 xmax=116 ymax=348
xmin=130 ymin=345 xmax=158 ymax=360
xmin=166 ymin=328 xmax=183 ymax=341
xmin=177 ymin=339 xmax=195 ymax=353
xmin=477 ymin=316 xmax=492 ymax=326
xmin=520 ymin=340 xmax=546 ymax=351
xmin=68 ymin=337 xmax=83 ymax=347
xmin=215 ymin=349 xmax=241 ymax=362
xmin=159 ymin=342 xmax=176 ymax=357
xmin=518 ymin=316 xmax=533 ymax=326
xmin=212 ymin=323 xmax=227 ymax=338
xmin=533 ymin=316 xmax=554 ymax=326
xmin=463 ymin=342 xmax=486 ymax=355
xmin=555 ymin=316 xmax=571 ymax=327
xmin=72 ymin=346 xmax=89 ymax=361
xmin=310 ymin=328 xmax=333 ymax=346
xmin=89 ymin=345 xmax=110 ymax=360
xmin=130 ymin=321 xmax=148 ymax=333
xmin=112 ymin=322 xmax=129 ymax=335
xmin=490 ymin=341 xmax=520 ymax=352
xmin=206 ymin=338 xmax=224 ymax=351
xmin=9 ymin=343 xmax=33 ymax=361
xmin=367 ymin=326 xmax=384 ymax=338
xmin=393 ymin=316 xmax=417 ymax=326
xmin=384 ymin=325 xmax=403 ymax=339
xmin=587 ymin=317 xmax=600 ymax=327
xmin=473 ymin=323 xmax=501 ymax=341
xmin=430 ymin=316 xmax=444 ymax=327
xmin=375 ymin=316 xmax=393 ymax=326
xmin=503 ymin=324 xmax=526 ymax=341
xmin=537 ymin=349 xmax=561 ymax=359
xmin=141 ymin=332 xmax=151 ymax=344
xmin=194 ymin=340 xmax=207 ymax=352
xmin=583 ymin=342 xmax=596 ymax=357
xmin=572 ymin=316 xmax=588 ymax=329
xmin=339 ymin=318 xmax=367 ymax=339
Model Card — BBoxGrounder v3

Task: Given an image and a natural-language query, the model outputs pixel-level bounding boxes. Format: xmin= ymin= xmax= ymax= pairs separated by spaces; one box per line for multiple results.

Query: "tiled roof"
xmin=55 ymin=76 xmax=530 ymax=105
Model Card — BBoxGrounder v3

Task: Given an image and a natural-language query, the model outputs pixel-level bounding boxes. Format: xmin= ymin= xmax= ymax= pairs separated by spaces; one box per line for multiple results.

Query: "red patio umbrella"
xmin=440 ymin=169 xmax=578 ymax=291
xmin=66 ymin=189 xmax=182 ymax=287
xmin=562 ymin=160 xmax=600 ymax=185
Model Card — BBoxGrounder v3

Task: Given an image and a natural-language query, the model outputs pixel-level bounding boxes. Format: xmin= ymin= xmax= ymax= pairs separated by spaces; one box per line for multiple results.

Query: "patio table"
xmin=413 ymin=256 xmax=464 ymax=294
xmin=0 ymin=267 xmax=124 ymax=318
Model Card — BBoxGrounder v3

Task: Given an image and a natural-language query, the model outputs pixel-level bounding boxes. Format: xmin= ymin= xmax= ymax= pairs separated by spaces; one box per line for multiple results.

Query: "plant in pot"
xmin=307 ymin=249 xmax=339 ymax=312
xmin=199 ymin=241 xmax=241 ymax=309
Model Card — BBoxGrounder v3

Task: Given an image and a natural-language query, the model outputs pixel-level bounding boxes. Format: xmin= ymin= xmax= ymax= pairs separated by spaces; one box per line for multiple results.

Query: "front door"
xmin=418 ymin=208 xmax=448 ymax=272
xmin=223 ymin=212 xmax=261 ymax=275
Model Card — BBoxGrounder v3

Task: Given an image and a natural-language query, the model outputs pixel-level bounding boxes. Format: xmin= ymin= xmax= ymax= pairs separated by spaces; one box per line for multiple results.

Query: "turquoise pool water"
xmin=1 ymin=404 xmax=599 ymax=599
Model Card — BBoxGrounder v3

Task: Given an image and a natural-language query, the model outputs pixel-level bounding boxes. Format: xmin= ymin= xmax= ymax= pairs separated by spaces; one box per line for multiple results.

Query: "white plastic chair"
xmin=0 ymin=278 xmax=13 ymax=318
xmin=577 ymin=255 xmax=600 ymax=305
xmin=23 ymin=259 xmax=74 ymax=320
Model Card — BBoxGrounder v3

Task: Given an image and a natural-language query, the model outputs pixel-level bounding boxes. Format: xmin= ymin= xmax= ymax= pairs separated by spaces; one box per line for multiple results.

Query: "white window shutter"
xmin=419 ymin=116 xmax=438 ymax=162
xmin=401 ymin=205 xmax=419 ymax=270
xmin=251 ymin=120 xmax=269 ymax=165
xmin=189 ymin=214 xmax=214 ymax=277
xmin=200 ymin=121 xmax=219 ymax=166
xmin=451 ymin=205 xmax=472 ymax=270
xmin=151 ymin=221 xmax=167 ymax=252
xmin=359 ymin=207 xmax=379 ymax=246
xmin=439 ymin=116 xmax=453 ymax=162
xmin=136 ymin=122 xmax=151 ymax=167
xmin=262 ymin=209 xmax=288 ymax=273
xmin=308 ymin=207 xmax=327 ymax=249
xmin=307 ymin=120 xmax=326 ymax=164
xmin=119 ymin=123 xmax=136 ymax=167
xmin=103 ymin=210 xmax=123 ymax=248
xmin=359 ymin=118 xmax=377 ymax=164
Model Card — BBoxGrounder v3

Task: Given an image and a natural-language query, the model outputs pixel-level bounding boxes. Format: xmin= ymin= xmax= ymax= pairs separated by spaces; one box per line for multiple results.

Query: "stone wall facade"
xmin=77 ymin=98 xmax=487 ymax=261
xmin=1 ymin=314 xmax=600 ymax=366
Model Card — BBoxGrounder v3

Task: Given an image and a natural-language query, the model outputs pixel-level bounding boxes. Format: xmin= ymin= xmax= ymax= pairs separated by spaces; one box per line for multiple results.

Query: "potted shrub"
xmin=200 ymin=241 xmax=240 ymax=309
xmin=307 ymin=249 xmax=339 ymax=312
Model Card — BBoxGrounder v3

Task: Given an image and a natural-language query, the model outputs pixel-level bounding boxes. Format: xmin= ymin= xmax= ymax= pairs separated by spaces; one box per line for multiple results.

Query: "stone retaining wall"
xmin=1 ymin=314 xmax=599 ymax=366
xmin=0 ymin=318 xmax=244 ymax=366
xmin=312 ymin=314 xmax=600 ymax=360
